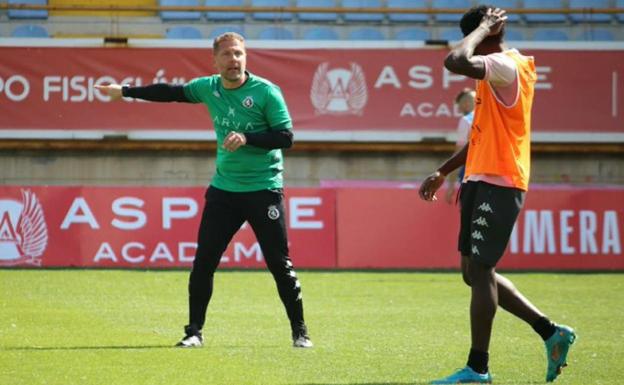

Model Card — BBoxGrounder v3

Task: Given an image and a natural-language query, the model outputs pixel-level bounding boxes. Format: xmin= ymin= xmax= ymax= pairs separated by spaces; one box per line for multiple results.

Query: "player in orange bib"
xmin=419 ymin=6 xmax=576 ymax=384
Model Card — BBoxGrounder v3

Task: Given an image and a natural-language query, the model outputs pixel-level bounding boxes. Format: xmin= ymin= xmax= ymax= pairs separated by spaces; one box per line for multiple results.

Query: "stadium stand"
xmin=439 ymin=27 xmax=463 ymax=41
xmin=165 ymin=25 xmax=202 ymax=38
xmin=348 ymin=27 xmax=385 ymax=40
xmin=394 ymin=27 xmax=431 ymax=41
xmin=2 ymin=1 xmax=624 ymax=41
xmin=432 ymin=0 xmax=472 ymax=23
xmin=205 ymin=0 xmax=246 ymax=21
xmin=159 ymin=0 xmax=201 ymax=21
xmin=251 ymin=0 xmax=293 ymax=21
xmin=257 ymin=26 xmax=294 ymax=39
xmin=343 ymin=0 xmax=384 ymax=22
xmin=296 ymin=0 xmax=338 ymax=22
xmin=48 ymin=0 xmax=156 ymax=17
xmin=577 ymin=28 xmax=615 ymax=41
xmin=11 ymin=24 xmax=49 ymax=37
xmin=387 ymin=0 xmax=429 ymax=23
xmin=524 ymin=0 xmax=568 ymax=23
xmin=8 ymin=0 xmax=48 ymax=19
xmin=533 ymin=28 xmax=570 ymax=41
xmin=490 ymin=0 xmax=521 ymax=23
xmin=569 ymin=0 xmax=612 ymax=23
xmin=303 ymin=26 xmax=339 ymax=40
xmin=504 ymin=28 xmax=524 ymax=41
xmin=208 ymin=25 xmax=245 ymax=38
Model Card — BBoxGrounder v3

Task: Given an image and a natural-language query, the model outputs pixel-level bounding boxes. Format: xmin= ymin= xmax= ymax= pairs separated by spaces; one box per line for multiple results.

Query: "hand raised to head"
xmin=481 ymin=7 xmax=507 ymax=36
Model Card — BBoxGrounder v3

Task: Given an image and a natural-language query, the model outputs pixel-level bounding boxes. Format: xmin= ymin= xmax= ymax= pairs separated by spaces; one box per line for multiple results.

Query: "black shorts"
xmin=458 ymin=181 xmax=526 ymax=267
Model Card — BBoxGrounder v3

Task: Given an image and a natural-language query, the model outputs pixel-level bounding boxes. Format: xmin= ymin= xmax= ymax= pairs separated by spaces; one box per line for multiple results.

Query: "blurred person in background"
xmin=96 ymin=32 xmax=312 ymax=349
xmin=419 ymin=6 xmax=575 ymax=384
xmin=445 ymin=87 xmax=476 ymax=204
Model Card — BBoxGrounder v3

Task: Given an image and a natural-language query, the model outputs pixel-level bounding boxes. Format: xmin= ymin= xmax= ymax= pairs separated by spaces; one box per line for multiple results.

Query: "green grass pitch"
xmin=1 ymin=270 xmax=622 ymax=385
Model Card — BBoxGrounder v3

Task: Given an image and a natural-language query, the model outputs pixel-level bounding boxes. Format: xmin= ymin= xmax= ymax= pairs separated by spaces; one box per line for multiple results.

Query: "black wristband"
xmin=121 ymin=85 xmax=129 ymax=97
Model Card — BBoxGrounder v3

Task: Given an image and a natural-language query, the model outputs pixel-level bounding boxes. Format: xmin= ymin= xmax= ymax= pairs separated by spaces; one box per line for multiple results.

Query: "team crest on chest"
xmin=267 ymin=205 xmax=280 ymax=220
xmin=242 ymin=96 xmax=254 ymax=108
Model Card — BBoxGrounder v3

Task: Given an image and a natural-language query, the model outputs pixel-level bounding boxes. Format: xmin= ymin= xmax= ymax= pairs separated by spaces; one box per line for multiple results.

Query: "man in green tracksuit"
xmin=96 ymin=32 xmax=312 ymax=348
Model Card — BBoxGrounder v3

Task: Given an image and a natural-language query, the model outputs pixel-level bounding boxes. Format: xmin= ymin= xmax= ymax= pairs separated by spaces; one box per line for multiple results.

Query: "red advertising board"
xmin=0 ymin=44 xmax=622 ymax=137
xmin=1 ymin=185 xmax=622 ymax=270
xmin=335 ymin=186 xmax=624 ymax=270
xmin=0 ymin=186 xmax=336 ymax=269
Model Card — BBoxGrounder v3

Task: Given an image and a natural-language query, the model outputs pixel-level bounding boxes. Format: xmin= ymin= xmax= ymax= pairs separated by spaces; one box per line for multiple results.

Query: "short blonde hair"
xmin=213 ymin=32 xmax=245 ymax=53
xmin=455 ymin=87 xmax=475 ymax=104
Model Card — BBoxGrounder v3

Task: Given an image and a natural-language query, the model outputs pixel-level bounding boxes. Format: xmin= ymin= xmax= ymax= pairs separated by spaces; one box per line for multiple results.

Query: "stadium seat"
xmin=394 ymin=27 xmax=431 ymax=41
xmin=439 ymin=27 xmax=463 ymax=41
xmin=348 ymin=27 xmax=385 ymax=40
xmin=11 ymin=24 xmax=49 ymax=37
xmin=251 ymin=0 xmax=293 ymax=21
xmin=432 ymin=0 xmax=472 ymax=23
xmin=533 ymin=28 xmax=569 ymax=41
xmin=297 ymin=0 xmax=338 ymax=22
xmin=524 ymin=0 xmax=567 ymax=23
xmin=205 ymin=0 xmax=245 ymax=21
xmin=617 ymin=0 xmax=624 ymax=23
xmin=343 ymin=0 xmax=384 ymax=22
xmin=8 ymin=0 xmax=48 ymax=19
xmin=387 ymin=0 xmax=429 ymax=23
xmin=569 ymin=0 xmax=612 ymax=23
xmin=257 ymin=26 xmax=294 ymax=40
xmin=303 ymin=27 xmax=339 ymax=40
xmin=577 ymin=28 xmax=615 ymax=41
xmin=489 ymin=0 xmax=521 ymax=23
xmin=159 ymin=0 xmax=201 ymax=21
xmin=48 ymin=0 xmax=156 ymax=18
xmin=208 ymin=25 xmax=245 ymax=38
xmin=165 ymin=26 xmax=202 ymax=39
xmin=504 ymin=28 xmax=524 ymax=41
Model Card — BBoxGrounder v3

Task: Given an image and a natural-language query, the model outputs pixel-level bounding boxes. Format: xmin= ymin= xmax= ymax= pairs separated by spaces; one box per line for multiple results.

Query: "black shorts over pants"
xmin=458 ymin=181 xmax=526 ymax=267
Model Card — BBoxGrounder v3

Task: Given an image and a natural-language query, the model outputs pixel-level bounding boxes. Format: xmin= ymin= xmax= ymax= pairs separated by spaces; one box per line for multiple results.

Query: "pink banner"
xmin=0 ymin=185 xmax=622 ymax=270
xmin=335 ymin=186 xmax=624 ymax=270
xmin=0 ymin=46 xmax=622 ymax=134
xmin=0 ymin=186 xmax=336 ymax=268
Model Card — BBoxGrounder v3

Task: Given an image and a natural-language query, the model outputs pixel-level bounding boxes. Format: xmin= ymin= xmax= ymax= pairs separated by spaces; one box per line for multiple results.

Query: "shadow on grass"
xmin=1 ymin=344 xmax=174 ymax=351
xmin=3 ymin=343 xmax=286 ymax=351
xmin=300 ymin=383 xmax=429 ymax=385
xmin=300 ymin=380 xmax=543 ymax=385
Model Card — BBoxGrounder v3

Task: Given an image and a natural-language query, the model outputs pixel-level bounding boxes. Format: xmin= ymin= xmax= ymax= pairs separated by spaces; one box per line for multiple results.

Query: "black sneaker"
xmin=175 ymin=324 xmax=203 ymax=348
xmin=292 ymin=327 xmax=313 ymax=348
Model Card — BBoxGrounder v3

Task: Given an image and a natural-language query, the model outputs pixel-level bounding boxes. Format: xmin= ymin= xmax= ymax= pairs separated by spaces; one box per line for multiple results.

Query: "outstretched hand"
xmin=418 ymin=172 xmax=446 ymax=202
xmin=481 ymin=7 xmax=507 ymax=36
xmin=95 ymin=84 xmax=123 ymax=101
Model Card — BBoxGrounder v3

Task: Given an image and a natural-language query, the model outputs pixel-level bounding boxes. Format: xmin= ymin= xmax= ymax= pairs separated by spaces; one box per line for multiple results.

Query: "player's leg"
xmin=457 ymin=182 xmax=577 ymax=382
xmin=495 ymin=273 xmax=576 ymax=382
xmin=467 ymin=182 xmax=525 ymax=374
xmin=177 ymin=186 xmax=245 ymax=347
xmin=432 ymin=182 xmax=492 ymax=384
xmin=463 ymin=256 xmax=545 ymax=324
xmin=244 ymin=189 xmax=311 ymax=348
xmin=434 ymin=181 xmax=521 ymax=383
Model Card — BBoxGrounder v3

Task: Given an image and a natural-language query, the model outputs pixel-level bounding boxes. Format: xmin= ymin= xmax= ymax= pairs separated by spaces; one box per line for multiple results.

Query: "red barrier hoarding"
xmin=0 ymin=44 xmax=622 ymax=137
xmin=336 ymin=186 xmax=624 ymax=270
xmin=0 ymin=186 xmax=336 ymax=269
xmin=1 ymin=185 xmax=622 ymax=270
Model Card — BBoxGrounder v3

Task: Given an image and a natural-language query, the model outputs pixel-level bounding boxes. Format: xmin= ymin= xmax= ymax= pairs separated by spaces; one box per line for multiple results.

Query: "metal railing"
xmin=1 ymin=4 xmax=623 ymax=15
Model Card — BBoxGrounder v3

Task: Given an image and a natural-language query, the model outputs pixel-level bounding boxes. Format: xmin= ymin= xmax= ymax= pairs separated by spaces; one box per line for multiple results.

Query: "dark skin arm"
xmin=419 ymin=7 xmax=507 ymax=202
xmin=418 ymin=144 xmax=468 ymax=201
